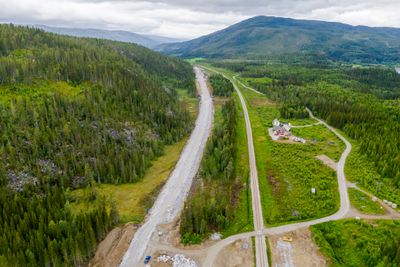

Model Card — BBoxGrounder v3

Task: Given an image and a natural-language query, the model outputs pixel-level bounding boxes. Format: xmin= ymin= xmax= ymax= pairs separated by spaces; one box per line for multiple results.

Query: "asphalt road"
xmin=120 ymin=67 xmax=213 ymax=267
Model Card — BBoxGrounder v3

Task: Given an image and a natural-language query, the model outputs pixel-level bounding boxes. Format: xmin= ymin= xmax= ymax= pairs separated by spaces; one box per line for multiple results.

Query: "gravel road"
xmin=198 ymin=66 xmax=353 ymax=265
xmin=262 ymin=107 xmax=352 ymax=235
xmin=234 ymin=80 xmax=269 ymax=267
xmin=201 ymin=66 xmax=269 ymax=267
xmin=120 ymin=67 xmax=213 ymax=267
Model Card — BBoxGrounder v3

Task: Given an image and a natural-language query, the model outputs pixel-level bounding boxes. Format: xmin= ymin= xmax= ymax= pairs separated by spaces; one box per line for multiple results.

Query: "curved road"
xmin=264 ymin=107 xmax=352 ymax=235
xmin=146 ymin=67 xmax=398 ymax=266
xmin=120 ymin=67 xmax=213 ymax=267
xmin=200 ymin=66 xmax=352 ymax=266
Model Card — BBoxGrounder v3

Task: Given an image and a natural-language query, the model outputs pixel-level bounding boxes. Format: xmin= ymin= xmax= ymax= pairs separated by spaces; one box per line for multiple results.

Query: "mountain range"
xmin=34 ymin=25 xmax=182 ymax=48
xmin=158 ymin=16 xmax=400 ymax=64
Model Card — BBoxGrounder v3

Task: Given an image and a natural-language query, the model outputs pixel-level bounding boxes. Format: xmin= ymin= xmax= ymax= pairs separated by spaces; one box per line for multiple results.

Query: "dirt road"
xmin=234 ymin=79 xmax=269 ymax=267
xmin=262 ymin=107 xmax=352 ymax=235
xmin=147 ymin=66 xmax=399 ymax=266
xmin=120 ymin=67 xmax=213 ymax=267
xmin=202 ymin=66 xmax=268 ymax=267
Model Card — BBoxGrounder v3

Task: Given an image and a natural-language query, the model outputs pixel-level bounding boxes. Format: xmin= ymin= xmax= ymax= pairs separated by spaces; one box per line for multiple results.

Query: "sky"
xmin=1 ymin=0 xmax=400 ymax=39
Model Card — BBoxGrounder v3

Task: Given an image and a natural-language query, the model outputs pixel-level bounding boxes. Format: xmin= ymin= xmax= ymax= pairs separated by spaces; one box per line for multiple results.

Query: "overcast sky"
xmin=1 ymin=0 xmax=400 ymax=39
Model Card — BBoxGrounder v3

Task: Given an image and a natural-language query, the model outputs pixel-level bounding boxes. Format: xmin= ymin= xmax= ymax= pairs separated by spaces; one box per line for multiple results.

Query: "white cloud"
xmin=0 ymin=0 xmax=399 ymax=39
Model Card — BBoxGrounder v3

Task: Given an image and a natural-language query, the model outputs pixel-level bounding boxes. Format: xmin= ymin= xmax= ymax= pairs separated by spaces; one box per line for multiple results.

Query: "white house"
xmin=272 ymin=119 xmax=280 ymax=127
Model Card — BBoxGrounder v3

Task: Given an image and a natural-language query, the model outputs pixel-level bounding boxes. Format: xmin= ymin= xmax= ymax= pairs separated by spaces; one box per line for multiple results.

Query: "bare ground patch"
xmin=213 ymin=238 xmax=254 ymax=267
xmin=249 ymin=97 xmax=275 ymax=107
xmin=268 ymin=227 xmax=328 ymax=267
xmin=89 ymin=223 xmax=137 ymax=267
xmin=316 ymin=155 xmax=337 ymax=170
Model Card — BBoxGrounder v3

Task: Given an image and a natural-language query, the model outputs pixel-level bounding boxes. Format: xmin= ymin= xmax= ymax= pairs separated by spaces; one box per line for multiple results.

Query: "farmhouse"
xmin=272 ymin=119 xmax=292 ymax=137
xmin=270 ymin=119 xmax=306 ymax=143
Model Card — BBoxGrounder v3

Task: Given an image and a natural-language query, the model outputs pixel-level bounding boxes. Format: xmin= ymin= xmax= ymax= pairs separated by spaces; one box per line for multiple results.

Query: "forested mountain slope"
xmin=159 ymin=16 xmax=400 ymax=64
xmin=35 ymin=25 xmax=181 ymax=49
xmin=0 ymin=24 xmax=195 ymax=266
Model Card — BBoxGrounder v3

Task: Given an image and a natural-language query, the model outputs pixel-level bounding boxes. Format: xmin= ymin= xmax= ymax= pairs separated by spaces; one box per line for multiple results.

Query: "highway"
xmin=120 ymin=67 xmax=213 ymax=267
xmin=137 ymin=65 xmax=398 ymax=266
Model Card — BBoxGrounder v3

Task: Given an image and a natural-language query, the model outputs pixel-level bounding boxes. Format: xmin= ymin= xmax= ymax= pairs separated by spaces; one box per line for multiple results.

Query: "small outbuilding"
xmin=311 ymin=188 xmax=316 ymax=194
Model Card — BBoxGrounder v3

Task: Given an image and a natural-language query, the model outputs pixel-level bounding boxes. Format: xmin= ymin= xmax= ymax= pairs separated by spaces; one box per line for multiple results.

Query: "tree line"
xmin=209 ymin=74 xmax=234 ymax=97
xmin=180 ymin=97 xmax=243 ymax=244
xmin=311 ymin=220 xmax=400 ymax=266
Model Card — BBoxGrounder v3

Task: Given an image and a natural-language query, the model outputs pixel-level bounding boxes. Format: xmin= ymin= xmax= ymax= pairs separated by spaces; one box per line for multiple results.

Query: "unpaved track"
xmin=263 ymin=107 xmax=352 ymax=235
xmin=200 ymin=66 xmax=352 ymax=264
xmin=154 ymin=66 xmax=398 ymax=266
xmin=120 ymin=67 xmax=213 ymax=267
xmin=234 ymin=79 xmax=269 ymax=267
xmin=202 ymin=66 xmax=268 ymax=267
xmin=290 ymin=122 xmax=322 ymax=128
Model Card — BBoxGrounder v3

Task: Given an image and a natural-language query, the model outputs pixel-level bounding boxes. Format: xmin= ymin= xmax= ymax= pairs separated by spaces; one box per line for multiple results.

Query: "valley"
xmin=1 ymin=9 xmax=400 ymax=267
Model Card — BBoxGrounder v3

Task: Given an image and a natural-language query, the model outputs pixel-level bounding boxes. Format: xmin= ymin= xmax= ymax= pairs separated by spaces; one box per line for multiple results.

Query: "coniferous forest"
xmin=213 ymin=61 xmax=400 ymax=193
xmin=0 ymin=24 xmax=195 ymax=266
xmin=179 ymin=81 xmax=244 ymax=243
xmin=209 ymin=74 xmax=234 ymax=96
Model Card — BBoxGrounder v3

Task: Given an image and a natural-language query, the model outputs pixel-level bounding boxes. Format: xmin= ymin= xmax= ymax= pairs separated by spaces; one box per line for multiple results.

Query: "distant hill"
xmin=34 ymin=25 xmax=181 ymax=48
xmin=158 ymin=16 xmax=400 ymax=64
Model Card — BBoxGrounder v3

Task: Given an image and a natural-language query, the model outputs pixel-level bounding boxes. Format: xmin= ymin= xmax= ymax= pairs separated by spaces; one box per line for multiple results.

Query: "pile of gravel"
xmin=157 ymin=254 xmax=197 ymax=267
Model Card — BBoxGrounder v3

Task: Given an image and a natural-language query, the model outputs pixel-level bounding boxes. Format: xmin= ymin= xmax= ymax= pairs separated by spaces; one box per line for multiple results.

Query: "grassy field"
xmin=177 ymin=88 xmax=199 ymax=118
xmin=311 ymin=219 xmax=400 ymax=266
xmin=287 ymin=117 xmax=320 ymax=126
xmin=348 ymin=188 xmax=385 ymax=215
xmin=291 ymin=125 xmax=345 ymax=162
xmin=199 ymin=63 xmax=343 ymax=225
xmin=70 ymin=137 xmax=188 ymax=223
xmin=239 ymin=80 xmax=342 ymax=225
xmin=0 ymin=80 xmax=83 ymax=102
xmin=242 ymin=77 xmax=272 ymax=86
xmin=237 ymin=67 xmax=400 ymax=211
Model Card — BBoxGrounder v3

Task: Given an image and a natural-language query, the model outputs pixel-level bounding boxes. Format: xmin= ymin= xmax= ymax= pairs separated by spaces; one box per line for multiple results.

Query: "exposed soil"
xmin=268 ymin=227 xmax=328 ymax=267
xmin=154 ymin=219 xmax=216 ymax=250
xmin=268 ymin=175 xmax=281 ymax=193
xmin=89 ymin=223 xmax=137 ymax=267
xmin=249 ymin=97 xmax=275 ymax=107
xmin=146 ymin=218 xmax=255 ymax=267
xmin=316 ymin=155 xmax=337 ymax=170
xmin=213 ymin=238 xmax=254 ymax=267
xmin=213 ymin=96 xmax=229 ymax=105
